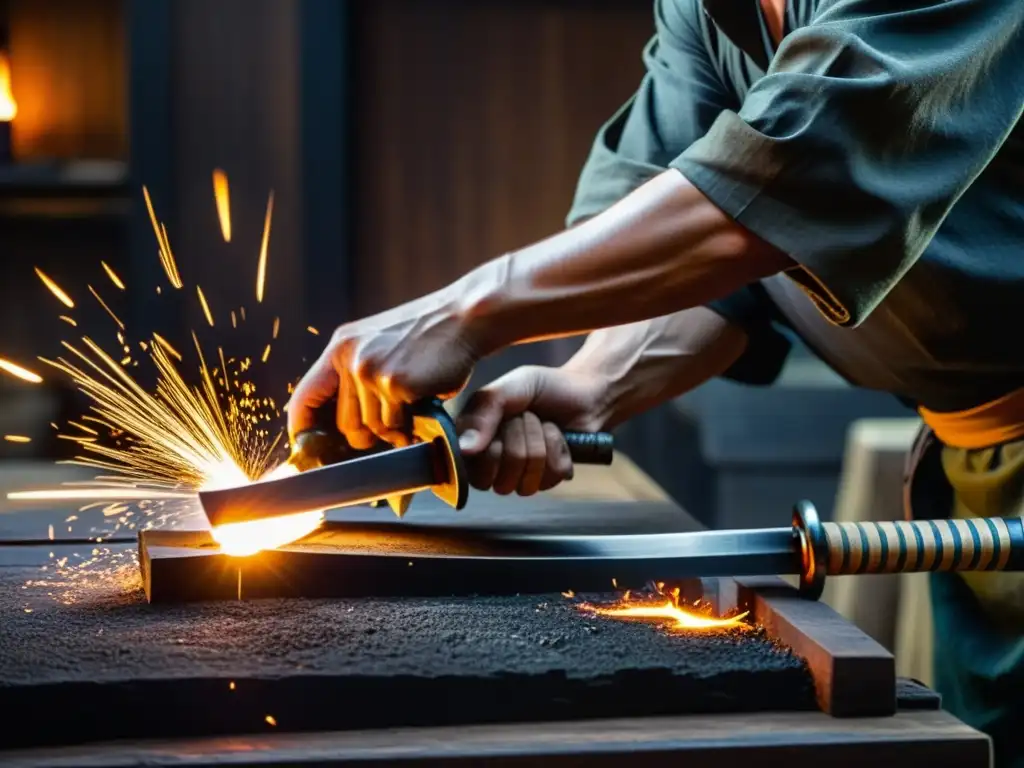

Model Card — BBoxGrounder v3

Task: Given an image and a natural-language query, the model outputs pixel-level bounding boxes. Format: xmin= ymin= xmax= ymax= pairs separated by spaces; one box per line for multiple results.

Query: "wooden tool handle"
xmin=562 ymin=431 xmax=614 ymax=465
xmin=821 ymin=518 xmax=1024 ymax=575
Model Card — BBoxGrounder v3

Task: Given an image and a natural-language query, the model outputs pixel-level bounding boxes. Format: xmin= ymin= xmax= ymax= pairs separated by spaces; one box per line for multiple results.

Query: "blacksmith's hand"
xmin=456 ymin=365 xmax=608 ymax=496
xmin=287 ymin=291 xmax=482 ymax=450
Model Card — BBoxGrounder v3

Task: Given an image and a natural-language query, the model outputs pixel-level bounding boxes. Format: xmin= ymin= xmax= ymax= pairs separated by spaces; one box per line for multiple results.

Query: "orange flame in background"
xmin=0 ymin=51 xmax=17 ymax=122
xmin=577 ymin=584 xmax=749 ymax=632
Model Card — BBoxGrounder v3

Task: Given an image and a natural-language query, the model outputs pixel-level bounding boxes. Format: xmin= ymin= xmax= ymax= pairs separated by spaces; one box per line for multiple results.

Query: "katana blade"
xmin=140 ymin=523 xmax=804 ymax=603
xmin=333 ymin=526 xmax=803 ymax=586
xmin=199 ymin=442 xmax=440 ymax=526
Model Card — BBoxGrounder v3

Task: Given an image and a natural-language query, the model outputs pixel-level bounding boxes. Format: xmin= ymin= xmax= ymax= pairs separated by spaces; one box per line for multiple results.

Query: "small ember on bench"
xmin=574 ymin=583 xmax=749 ymax=633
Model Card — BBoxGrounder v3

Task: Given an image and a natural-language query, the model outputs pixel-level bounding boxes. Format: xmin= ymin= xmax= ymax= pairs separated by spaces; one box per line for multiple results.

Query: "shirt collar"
xmin=702 ymin=0 xmax=772 ymax=72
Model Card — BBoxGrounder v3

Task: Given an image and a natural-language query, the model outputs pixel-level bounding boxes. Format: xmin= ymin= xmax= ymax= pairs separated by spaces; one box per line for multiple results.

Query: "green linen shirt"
xmin=568 ymin=0 xmax=1024 ymax=413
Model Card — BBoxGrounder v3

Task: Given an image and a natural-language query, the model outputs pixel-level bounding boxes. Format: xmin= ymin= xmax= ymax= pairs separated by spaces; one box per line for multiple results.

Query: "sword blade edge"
xmin=199 ymin=442 xmax=440 ymax=525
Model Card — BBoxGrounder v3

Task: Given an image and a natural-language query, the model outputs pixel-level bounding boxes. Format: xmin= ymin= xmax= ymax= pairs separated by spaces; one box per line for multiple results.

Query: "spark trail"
xmin=5 ymin=173 xmax=324 ymax=562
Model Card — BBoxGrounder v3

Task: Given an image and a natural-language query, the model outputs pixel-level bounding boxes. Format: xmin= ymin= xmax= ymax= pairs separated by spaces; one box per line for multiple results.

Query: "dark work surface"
xmin=0 ymin=563 xmax=815 ymax=750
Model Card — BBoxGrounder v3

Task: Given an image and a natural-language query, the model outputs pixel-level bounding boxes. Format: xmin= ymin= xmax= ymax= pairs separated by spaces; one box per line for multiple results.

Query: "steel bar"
xmin=200 ymin=443 xmax=439 ymax=526
xmin=140 ymin=522 xmax=798 ymax=603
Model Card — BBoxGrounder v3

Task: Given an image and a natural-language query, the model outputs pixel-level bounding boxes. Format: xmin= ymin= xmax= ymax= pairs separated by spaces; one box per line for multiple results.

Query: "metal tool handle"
xmin=561 ymin=431 xmax=614 ymax=465
xmin=821 ymin=517 xmax=1024 ymax=576
xmin=296 ymin=398 xmax=615 ymax=466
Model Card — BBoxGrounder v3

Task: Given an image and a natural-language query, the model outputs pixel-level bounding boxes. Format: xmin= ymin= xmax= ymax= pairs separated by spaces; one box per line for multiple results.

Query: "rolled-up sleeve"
xmin=567 ymin=0 xmax=739 ymax=225
xmin=672 ymin=0 xmax=1024 ymax=327
xmin=569 ymin=0 xmax=793 ymax=384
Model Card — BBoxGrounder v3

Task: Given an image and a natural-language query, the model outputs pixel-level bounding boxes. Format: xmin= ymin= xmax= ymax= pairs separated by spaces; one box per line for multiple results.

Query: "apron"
xmin=905 ymin=415 xmax=1024 ymax=767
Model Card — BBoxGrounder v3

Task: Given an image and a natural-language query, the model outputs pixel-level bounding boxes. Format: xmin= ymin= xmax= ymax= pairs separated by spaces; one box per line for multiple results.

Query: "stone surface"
xmin=0 ymin=564 xmax=815 ymax=749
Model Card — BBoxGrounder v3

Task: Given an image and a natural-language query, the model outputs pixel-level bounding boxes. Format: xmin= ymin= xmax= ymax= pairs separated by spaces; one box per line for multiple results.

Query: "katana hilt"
xmin=792 ymin=499 xmax=1024 ymax=600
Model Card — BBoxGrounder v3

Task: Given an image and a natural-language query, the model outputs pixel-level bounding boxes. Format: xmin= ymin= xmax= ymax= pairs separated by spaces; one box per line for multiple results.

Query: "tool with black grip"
xmin=199 ymin=399 xmax=615 ymax=527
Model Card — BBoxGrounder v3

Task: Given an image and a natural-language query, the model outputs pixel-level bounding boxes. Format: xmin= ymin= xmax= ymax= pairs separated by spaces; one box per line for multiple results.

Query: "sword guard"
xmin=290 ymin=398 xmax=469 ymax=513
xmin=793 ymin=499 xmax=827 ymax=601
xmin=411 ymin=398 xmax=469 ymax=510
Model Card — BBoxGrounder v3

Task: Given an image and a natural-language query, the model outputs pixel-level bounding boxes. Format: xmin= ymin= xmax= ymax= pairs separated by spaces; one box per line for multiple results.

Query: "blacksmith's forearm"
xmin=561 ymin=307 xmax=748 ymax=429
xmin=455 ymin=169 xmax=792 ymax=355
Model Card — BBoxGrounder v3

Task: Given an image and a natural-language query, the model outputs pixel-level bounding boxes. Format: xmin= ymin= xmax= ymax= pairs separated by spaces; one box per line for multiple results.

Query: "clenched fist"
xmin=287 ymin=292 xmax=481 ymax=450
xmin=456 ymin=365 xmax=609 ymax=496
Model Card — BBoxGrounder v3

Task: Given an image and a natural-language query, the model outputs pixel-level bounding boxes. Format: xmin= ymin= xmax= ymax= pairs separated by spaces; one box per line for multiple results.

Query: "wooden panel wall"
xmin=351 ymin=0 xmax=653 ymax=316
xmin=168 ymin=0 xmax=305 ymax=392
xmin=7 ymin=0 xmax=127 ymax=160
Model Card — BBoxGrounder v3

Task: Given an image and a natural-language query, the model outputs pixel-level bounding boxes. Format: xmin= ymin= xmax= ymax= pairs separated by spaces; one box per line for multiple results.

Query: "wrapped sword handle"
xmin=792 ymin=499 xmax=1024 ymax=600
xmin=821 ymin=517 xmax=1024 ymax=575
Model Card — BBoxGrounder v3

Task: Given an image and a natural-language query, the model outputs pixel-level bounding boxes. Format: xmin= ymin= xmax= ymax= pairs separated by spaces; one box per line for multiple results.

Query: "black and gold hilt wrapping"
xmin=792 ymin=499 xmax=1024 ymax=600
xmin=293 ymin=397 xmax=616 ymax=470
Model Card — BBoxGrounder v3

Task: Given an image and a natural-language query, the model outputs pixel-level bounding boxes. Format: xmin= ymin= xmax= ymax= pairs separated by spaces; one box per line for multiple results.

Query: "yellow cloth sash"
xmin=920 ymin=387 xmax=1024 ymax=449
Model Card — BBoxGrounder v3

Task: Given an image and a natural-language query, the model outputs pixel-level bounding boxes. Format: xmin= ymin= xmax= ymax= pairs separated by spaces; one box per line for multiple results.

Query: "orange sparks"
xmin=142 ymin=186 xmax=184 ymax=289
xmin=197 ymin=286 xmax=215 ymax=327
xmin=261 ymin=344 xmax=271 ymax=363
xmin=585 ymin=596 xmax=749 ymax=632
xmin=0 ymin=357 xmax=43 ymax=384
xmin=151 ymin=333 xmax=182 ymax=362
xmin=212 ymin=169 xmax=232 ymax=242
xmin=229 ymin=681 xmax=236 ymax=691
xmin=265 ymin=715 xmax=277 ymax=727
xmin=59 ymin=315 xmax=77 ymax=327
xmin=256 ymin=192 xmax=274 ymax=303
xmin=34 ymin=268 xmax=74 ymax=309
xmin=88 ymin=286 xmax=125 ymax=330
xmin=101 ymin=261 xmax=126 ymax=290
xmin=4 ymin=435 xmax=30 ymax=443
xmin=307 ymin=326 xmax=319 ymax=335
xmin=272 ymin=317 xmax=280 ymax=339
xmin=10 ymin=488 xmax=189 ymax=501
xmin=160 ymin=223 xmax=183 ymax=288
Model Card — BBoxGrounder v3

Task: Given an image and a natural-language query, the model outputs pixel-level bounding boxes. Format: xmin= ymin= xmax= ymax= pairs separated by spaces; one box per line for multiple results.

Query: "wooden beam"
xmin=720 ymin=576 xmax=898 ymax=717
xmin=2 ymin=710 xmax=990 ymax=767
xmin=126 ymin=0 xmax=179 ymax=345
xmin=299 ymin=0 xmax=350 ymax=344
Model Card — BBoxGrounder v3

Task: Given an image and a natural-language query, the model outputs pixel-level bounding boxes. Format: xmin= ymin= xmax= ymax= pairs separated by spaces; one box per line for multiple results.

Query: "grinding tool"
xmin=199 ymin=398 xmax=615 ymax=526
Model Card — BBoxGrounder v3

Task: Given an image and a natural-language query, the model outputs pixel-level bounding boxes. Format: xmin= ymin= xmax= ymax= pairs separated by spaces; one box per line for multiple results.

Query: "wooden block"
xmin=1 ymin=710 xmax=990 ymax=768
xmin=723 ymin=576 xmax=897 ymax=717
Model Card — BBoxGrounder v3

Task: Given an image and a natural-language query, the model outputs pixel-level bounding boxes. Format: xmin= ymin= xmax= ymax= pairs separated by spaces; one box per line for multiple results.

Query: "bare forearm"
xmin=455 ymin=169 xmax=792 ymax=355
xmin=561 ymin=307 xmax=748 ymax=429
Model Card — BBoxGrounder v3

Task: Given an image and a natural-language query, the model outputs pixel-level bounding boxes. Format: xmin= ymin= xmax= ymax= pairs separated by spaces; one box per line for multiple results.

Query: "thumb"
xmin=286 ymin=355 xmax=339 ymax=442
xmin=456 ymin=368 xmax=539 ymax=455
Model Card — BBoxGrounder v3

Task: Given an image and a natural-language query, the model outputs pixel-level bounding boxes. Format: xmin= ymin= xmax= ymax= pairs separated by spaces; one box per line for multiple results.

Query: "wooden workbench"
xmin=0 ymin=454 xmax=994 ymax=767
